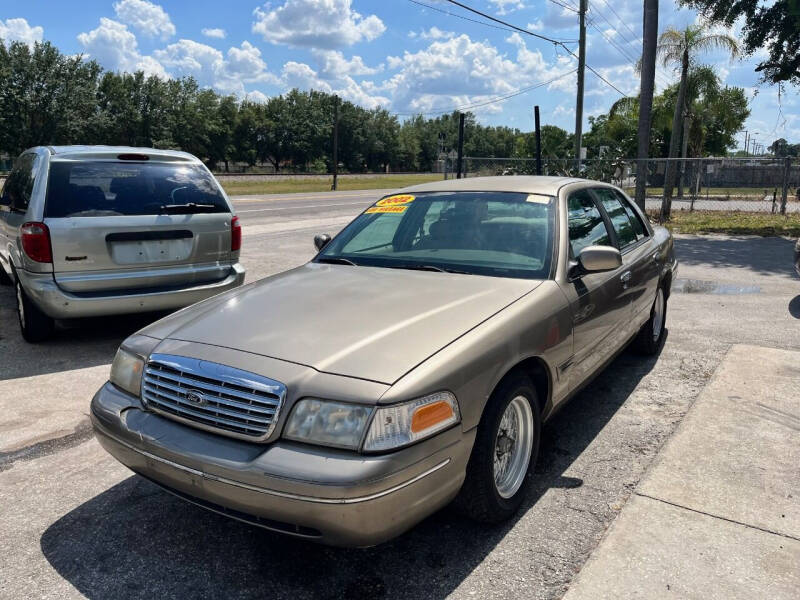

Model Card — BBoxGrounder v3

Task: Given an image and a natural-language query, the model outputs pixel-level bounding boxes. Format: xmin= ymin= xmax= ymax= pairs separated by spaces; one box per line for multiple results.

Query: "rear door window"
xmin=615 ymin=191 xmax=648 ymax=240
xmin=593 ymin=188 xmax=638 ymax=249
xmin=567 ymin=189 xmax=612 ymax=256
xmin=44 ymin=161 xmax=229 ymax=218
xmin=2 ymin=154 xmax=38 ymax=212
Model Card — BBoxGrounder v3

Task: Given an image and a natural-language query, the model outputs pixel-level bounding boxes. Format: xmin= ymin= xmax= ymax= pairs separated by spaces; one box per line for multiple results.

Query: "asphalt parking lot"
xmin=1 ymin=190 xmax=799 ymax=599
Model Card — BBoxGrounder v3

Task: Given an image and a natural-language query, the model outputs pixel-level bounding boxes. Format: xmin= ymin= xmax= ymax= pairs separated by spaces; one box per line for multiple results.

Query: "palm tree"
xmin=656 ymin=24 xmax=740 ymax=221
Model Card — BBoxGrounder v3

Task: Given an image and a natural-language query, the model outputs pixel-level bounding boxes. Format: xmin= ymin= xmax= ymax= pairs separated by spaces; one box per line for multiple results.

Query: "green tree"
xmin=0 ymin=40 xmax=101 ymax=154
xmin=656 ymin=24 xmax=740 ymax=220
xmin=679 ymin=0 xmax=800 ymax=86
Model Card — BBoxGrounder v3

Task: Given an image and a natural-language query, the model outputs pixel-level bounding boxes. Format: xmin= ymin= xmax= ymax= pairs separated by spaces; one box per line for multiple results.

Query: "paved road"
xmin=1 ymin=190 xmax=800 ymax=599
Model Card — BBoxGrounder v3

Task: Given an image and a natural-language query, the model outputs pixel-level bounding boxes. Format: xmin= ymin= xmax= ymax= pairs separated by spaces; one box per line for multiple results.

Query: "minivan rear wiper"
xmin=160 ymin=203 xmax=219 ymax=214
xmin=316 ymin=256 xmax=357 ymax=266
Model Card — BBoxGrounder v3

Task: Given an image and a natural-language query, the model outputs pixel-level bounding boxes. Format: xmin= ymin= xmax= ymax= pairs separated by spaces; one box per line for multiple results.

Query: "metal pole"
xmin=780 ymin=157 xmax=790 ymax=215
xmin=456 ymin=113 xmax=465 ymax=179
xmin=743 ymin=131 xmax=748 ymax=156
xmin=573 ymin=0 xmax=587 ymax=172
xmin=331 ymin=96 xmax=339 ymax=191
xmin=534 ymin=105 xmax=542 ymax=176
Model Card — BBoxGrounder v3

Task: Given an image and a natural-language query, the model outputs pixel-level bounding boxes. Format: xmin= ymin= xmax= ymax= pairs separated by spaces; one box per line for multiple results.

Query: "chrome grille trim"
xmin=142 ymin=353 xmax=287 ymax=442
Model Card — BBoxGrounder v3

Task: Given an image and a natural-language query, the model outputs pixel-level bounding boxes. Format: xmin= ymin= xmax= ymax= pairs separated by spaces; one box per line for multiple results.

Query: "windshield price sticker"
xmin=366 ymin=205 xmax=408 ymax=214
xmin=375 ymin=194 xmax=415 ymax=207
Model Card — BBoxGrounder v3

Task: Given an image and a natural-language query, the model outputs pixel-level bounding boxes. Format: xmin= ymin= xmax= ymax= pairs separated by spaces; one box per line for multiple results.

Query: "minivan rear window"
xmin=44 ymin=161 xmax=229 ymax=218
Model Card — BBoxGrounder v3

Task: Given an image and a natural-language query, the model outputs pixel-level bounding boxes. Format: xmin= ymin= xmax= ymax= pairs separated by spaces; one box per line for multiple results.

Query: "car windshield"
xmin=317 ymin=191 xmax=556 ymax=279
xmin=44 ymin=161 xmax=229 ymax=217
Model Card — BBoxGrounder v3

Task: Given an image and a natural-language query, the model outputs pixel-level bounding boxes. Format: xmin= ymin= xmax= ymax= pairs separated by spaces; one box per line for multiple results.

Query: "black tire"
xmin=0 ymin=264 xmax=11 ymax=286
xmin=632 ymin=284 xmax=667 ymax=355
xmin=455 ymin=372 xmax=541 ymax=523
xmin=16 ymin=279 xmax=54 ymax=342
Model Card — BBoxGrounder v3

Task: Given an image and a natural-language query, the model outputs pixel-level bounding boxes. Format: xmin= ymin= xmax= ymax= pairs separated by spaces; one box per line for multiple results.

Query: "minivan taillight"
xmin=20 ymin=222 xmax=52 ymax=263
xmin=231 ymin=216 xmax=241 ymax=251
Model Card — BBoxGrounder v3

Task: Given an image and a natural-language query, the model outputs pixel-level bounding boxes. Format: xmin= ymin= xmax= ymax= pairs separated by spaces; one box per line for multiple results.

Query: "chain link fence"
xmin=447 ymin=156 xmax=800 ymax=215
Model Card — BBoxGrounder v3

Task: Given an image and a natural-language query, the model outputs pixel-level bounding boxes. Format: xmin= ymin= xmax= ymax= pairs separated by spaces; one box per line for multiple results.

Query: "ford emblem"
xmin=186 ymin=390 xmax=206 ymax=406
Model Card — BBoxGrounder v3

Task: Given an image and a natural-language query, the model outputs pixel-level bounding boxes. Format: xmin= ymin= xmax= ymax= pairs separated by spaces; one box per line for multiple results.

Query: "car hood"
xmin=149 ymin=263 xmax=540 ymax=384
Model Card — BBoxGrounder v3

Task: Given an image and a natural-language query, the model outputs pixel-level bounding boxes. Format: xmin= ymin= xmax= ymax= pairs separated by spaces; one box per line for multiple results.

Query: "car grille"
xmin=142 ymin=353 xmax=286 ymax=442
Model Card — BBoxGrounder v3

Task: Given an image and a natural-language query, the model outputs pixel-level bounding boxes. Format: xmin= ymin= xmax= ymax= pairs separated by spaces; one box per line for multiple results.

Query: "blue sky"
xmin=1 ymin=0 xmax=796 ymax=147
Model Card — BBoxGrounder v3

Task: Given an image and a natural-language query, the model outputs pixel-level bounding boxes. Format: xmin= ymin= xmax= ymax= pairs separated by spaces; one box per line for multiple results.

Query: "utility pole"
xmin=456 ymin=112 xmax=465 ymax=179
xmin=573 ymin=0 xmax=587 ymax=172
xmin=743 ymin=130 xmax=748 ymax=156
xmin=635 ymin=0 xmax=658 ymax=211
xmin=331 ymin=96 xmax=339 ymax=191
xmin=534 ymin=105 xmax=542 ymax=175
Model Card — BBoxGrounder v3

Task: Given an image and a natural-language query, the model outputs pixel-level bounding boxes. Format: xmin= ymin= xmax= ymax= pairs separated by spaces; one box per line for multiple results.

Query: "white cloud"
xmin=409 ymin=27 xmax=455 ymax=41
xmin=201 ymin=28 xmax=226 ymax=39
xmin=244 ymin=90 xmax=269 ymax=103
xmin=252 ymin=0 xmax=385 ymax=49
xmin=489 ymin=0 xmax=526 ymax=15
xmin=0 ymin=17 xmax=44 ymax=47
xmin=312 ymin=49 xmax=382 ymax=78
xmin=384 ymin=33 xmax=573 ymax=114
xmin=77 ymin=18 xmax=167 ymax=77
xmin=154 ymin=39 xmax=278 ymax=95
xmin=113 ymin=0 xmax=175 ymax=40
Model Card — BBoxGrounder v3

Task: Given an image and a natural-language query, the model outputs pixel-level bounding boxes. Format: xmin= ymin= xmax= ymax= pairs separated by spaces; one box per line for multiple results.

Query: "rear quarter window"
xmin=44 ymin=161 xmax=229 ymax=218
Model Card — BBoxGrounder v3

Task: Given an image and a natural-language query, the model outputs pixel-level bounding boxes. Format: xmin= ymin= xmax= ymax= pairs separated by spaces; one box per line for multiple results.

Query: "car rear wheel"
xmin=16 ymin=279 xmax=54 ymax=343
xmin=455 ymin=373 xmax=541 ymax=523
xmin=632 ymin=285 xmax=666 ymax=355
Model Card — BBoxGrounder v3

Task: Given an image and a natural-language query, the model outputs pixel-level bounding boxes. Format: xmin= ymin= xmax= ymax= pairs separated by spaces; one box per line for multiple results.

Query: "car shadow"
xmin=0 ymin=283 xmax=167 ymax=380
xmin=40 ymin=340 xmax=664 ymax=599
xmin=675 ymin=234 xmax=797 ymax=278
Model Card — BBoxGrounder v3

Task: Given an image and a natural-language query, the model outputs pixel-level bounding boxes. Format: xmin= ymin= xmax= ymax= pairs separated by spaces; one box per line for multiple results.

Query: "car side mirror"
xmin=314 ymin=233 xmax=331 ymax=251
xmin=577 ymin=245 xmax=622 ymax=273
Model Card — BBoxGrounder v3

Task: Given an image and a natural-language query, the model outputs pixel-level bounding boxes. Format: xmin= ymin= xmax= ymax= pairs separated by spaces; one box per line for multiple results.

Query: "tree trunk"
xmin=677 ymin=115 xmax=690 ymax=198
xmin=635 ymin=0 xmax=658 ymax=212
xmin=661 ymin=48 xmax=689 ymax=222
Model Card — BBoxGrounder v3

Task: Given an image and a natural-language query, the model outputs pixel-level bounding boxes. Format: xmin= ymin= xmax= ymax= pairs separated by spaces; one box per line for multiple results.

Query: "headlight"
xmin=363 ymin=391 xmax=460 ymax=452
xmin=110 ymin=348 xmax=145 ymax=396
xmin=283 ymin=398 xmax=372 ymax=450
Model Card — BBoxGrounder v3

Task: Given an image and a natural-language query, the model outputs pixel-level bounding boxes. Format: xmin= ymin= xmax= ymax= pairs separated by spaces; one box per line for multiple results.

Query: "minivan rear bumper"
xmin=16 ymin=263 xmax=245 ymax=318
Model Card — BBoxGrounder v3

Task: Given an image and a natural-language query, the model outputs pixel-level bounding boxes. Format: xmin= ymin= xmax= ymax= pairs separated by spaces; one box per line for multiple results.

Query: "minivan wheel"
xmin=455 ymin=373 xmax=541 ymax=523
xmin=0 ymin=265 xmax=11 ymax=286
xmin=16 ymin=280 xmax=54 ymax=342
xmin=632 ymin=285 xmax=666 ymax=355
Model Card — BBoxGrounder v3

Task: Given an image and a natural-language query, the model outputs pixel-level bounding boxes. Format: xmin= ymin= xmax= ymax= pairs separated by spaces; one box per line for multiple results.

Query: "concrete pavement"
xmin=563 ymin=344 xmax=800 ymax=600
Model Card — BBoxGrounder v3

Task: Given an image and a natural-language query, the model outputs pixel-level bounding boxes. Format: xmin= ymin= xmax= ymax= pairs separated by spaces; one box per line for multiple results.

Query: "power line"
xmin=395 ymin=69 xmax=578 ymax=116
xmin=441 ymin=0 xmax=627 ymax=96
xmin=407 ymin=0 xmax=576 ymax=42
xmin=593 ymin=0 xmax=641 ymax=47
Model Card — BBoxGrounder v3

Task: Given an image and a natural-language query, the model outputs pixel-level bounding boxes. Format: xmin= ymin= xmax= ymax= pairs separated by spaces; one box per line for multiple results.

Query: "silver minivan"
xmin=0 ymin=146 xmax=245 ymax=342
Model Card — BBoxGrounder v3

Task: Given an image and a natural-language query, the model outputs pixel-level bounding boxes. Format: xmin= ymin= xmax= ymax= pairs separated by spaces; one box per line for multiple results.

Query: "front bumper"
xmin=16 ymin=263 xmax=245 ymax=319
xmin=91 ymin=382 xmax=472 ymax=547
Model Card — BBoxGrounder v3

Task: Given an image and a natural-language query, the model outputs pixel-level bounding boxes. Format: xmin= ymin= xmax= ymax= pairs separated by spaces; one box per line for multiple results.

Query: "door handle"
xmin=620 ymin=271 xmax=632 ymax=283
xmin=652 ymin=252 xmax=660 ymax=262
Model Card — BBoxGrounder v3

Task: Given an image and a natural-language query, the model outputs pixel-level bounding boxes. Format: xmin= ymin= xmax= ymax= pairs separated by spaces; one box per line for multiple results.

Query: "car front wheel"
xmin=16 ymin=279 xmax=54 ymax=342
xmin=455 ymin=373 xmax=541 ymax=523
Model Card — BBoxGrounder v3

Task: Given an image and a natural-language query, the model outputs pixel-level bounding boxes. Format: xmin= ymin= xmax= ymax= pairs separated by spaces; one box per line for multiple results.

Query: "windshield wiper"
xmin=316 ymin=256 xmax=357 ymax=266
xmin=385 ymin=263 xmax=471 ymax=274
xmin=160 ymin=202 xmax=219 ymax=214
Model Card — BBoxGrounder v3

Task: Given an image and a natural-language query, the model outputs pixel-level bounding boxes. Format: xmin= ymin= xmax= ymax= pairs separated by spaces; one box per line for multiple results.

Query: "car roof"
xmin=394 ymin=175 xmax=589 ymax=196
xmin=43 ymin=145 xmax=199 ymax=162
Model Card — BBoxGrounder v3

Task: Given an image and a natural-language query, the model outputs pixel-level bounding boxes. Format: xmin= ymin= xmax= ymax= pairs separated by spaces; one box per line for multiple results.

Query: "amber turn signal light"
xmin=411 ymin=400 xmax=454 ymax=433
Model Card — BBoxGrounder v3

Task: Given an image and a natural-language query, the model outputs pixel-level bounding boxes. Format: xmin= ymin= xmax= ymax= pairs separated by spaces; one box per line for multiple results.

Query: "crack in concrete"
xmin=635 ymin=492 xmax=800 ymax=543
xmin=0 ymin=419 xmax=95 ymax=472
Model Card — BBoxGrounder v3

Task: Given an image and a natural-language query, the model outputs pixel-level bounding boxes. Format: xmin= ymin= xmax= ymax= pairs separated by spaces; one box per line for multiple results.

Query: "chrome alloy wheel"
xmin=652 ymin=287 xmax=665 ymax=342
xmin=493 ymin=395 xmax=535 ymax=499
